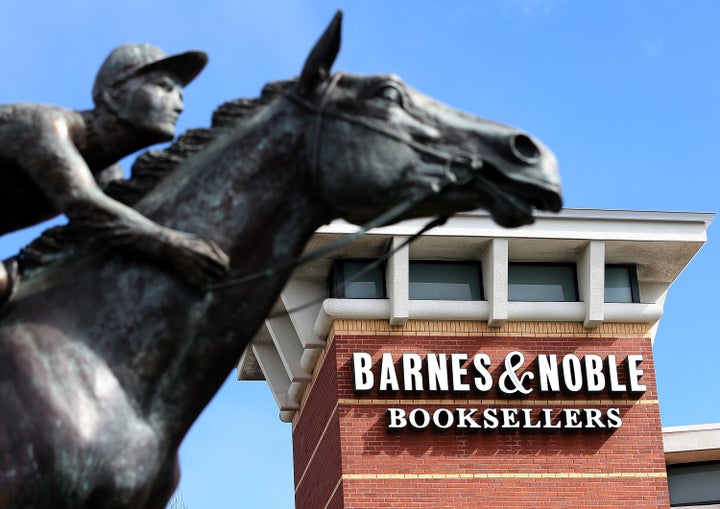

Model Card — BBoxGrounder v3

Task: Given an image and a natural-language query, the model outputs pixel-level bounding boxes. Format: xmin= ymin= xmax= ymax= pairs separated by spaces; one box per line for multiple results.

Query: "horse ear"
xmin=297 ymin=10 xmax=342 ymax=96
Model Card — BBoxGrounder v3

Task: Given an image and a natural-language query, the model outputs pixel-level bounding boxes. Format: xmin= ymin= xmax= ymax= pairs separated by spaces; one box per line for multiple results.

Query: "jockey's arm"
xmin=23 ymin=120 xmax=166 ymax=246
xmin=21 ymin=118 xmax=229 ymax=285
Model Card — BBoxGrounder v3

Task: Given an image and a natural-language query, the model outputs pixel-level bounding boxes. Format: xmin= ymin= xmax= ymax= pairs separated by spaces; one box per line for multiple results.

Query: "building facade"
xmin=238 ymin=208 xmax=714 ymax=508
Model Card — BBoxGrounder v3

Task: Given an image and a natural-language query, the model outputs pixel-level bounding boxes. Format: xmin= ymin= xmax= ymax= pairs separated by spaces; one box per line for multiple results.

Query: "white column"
xmin=578 ymin=240 xmax=605 ymax=328
xmin=387 ymin=236 xmax=409 ymax=326
xmin=483 ymin=238 xmax=508 ymax=327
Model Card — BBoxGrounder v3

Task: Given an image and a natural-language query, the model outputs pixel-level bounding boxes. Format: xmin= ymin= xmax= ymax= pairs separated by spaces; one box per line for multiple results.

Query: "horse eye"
xmin=376 ymin=85 xmax=403 ymax=106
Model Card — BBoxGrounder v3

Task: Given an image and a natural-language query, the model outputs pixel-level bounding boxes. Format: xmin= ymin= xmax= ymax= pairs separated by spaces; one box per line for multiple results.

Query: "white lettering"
xmin=387 ymin=408 xmax=407 ymax=429
xmin=363 ymin=350 xmax=639 ymax=433
xmin=402 ymin=353 xmax=424 ymax=391
xmin=626 ymin=355 xmax=647 ymax=393
xmin=483 ymin=408 xmax=499 ymax=429
xmin=472 ymin=353 xmax=493 ymax=392
xmin=606 ymin=408 xmax=622 ymax=428
xmin=538 ymin=354 xmax=560 ymax=392
xmin=500 ymin=408 xmax=520 ymax=428
xmin=456 ymin=408 xmax=482 ymax=429
xmin=409 ymin=408 xmax=431 ymax=429
xmin=562 ymin=355 xmax=583 ymax=393
xmin=427 ymin=354 xmax=449 ymax=392
xmin=540 ymin=408 xmax=562 ymax=429
xmin=607 ymin=355 xmax=627 ymax=392
xmin=583 ymin=408 xmax=605 ymax=429
xmin=378 ymin=353 xmax=399 ymax=392
xmin=432 ymin=409 xmax=455 ymax=429
xmin=450 ymin=354 xmax=470 ymax=391
xmin=521 ymin=408 xmax=542 ymax=429
xmin=584 ymin=355 xmax=606 ymax=392
xmin=384 ymin=406 xmax=625 ymax=431
xmin=562 ymin=408 xmax=583 ymax=429
xmin=352 ymin=352 xmax=373 ymax=391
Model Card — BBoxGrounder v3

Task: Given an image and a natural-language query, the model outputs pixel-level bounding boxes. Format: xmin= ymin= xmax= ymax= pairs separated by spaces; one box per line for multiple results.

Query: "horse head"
xmin=288 ymin=11 xmax=561 ymax=228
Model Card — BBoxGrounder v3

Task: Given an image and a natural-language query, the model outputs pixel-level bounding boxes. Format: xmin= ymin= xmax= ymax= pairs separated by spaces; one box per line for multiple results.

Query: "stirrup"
xmin=0 ymin=258 xmax=19 ymax=312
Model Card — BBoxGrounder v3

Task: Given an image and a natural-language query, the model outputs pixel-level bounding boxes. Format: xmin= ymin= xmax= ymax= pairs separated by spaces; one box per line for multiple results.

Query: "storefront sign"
xmin=352 ymin=351 xmax=646 ymax=431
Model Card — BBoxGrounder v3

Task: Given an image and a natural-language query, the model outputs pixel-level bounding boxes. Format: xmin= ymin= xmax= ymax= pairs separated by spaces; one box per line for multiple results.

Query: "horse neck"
xmin=127 ymin=106 xmax=331 ymax=443
xmin=134 ymin=101 xmax=330 ymax=277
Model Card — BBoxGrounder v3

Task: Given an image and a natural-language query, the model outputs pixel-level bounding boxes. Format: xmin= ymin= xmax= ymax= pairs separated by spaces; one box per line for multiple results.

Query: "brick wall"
xmin=293 ymin=340 xmax=344 ymax=509
xmin=293 ymin=320 xmax=669 ymax=508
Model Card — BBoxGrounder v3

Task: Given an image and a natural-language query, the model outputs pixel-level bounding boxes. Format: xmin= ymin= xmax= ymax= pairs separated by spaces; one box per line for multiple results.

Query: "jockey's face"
xmin=112 ymin=70 xmax=184 ymax=141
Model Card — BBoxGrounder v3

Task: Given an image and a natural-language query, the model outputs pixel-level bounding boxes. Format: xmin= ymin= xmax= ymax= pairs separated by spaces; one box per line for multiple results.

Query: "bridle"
xmin=286 ymin=72 xmax=486 ymax=194
xmin=209 ymin=73 xmax=486 ymax=295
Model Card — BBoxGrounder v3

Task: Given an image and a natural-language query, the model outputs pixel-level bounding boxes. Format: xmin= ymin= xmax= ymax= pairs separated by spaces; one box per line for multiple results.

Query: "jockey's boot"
xmin=0 ymin=258 xmax=18 ymax=310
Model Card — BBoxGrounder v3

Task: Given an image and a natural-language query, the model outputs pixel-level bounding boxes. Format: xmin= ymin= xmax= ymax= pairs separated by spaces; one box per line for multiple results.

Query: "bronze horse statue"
xmin=0 ymin=12 xmax=561 ymax=509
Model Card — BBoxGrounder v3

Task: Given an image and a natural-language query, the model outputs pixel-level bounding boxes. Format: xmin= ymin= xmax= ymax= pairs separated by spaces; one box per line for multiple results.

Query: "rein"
xmin=208 ymin=73 xmax=485 ymax=294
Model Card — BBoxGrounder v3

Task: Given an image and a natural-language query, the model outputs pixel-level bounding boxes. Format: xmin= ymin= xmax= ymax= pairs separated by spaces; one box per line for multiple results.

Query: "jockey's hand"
xmin=161 ymin=232 xmax=230 ymax=288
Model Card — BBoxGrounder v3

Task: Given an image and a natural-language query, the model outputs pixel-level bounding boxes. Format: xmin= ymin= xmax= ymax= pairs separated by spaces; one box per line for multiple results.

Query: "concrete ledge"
xmin=663 ymin=423 xmax=720 ymax=465
xmin=605 ymin=303 xmax=663 ymax=323
xmin=314 ymin=300 xmax=663 ymax=339
xmin=314 ymin=299 xmax=390 ymax=338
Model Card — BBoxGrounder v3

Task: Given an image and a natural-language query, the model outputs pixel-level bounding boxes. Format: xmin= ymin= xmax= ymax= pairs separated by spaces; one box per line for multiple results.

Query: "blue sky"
xmin=1 ymin=1 xmax=719 ymax=507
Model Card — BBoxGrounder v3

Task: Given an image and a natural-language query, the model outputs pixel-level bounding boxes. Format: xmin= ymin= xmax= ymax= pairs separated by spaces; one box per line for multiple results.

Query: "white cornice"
xmin=316 ymin=208 xmax=714 ymax=243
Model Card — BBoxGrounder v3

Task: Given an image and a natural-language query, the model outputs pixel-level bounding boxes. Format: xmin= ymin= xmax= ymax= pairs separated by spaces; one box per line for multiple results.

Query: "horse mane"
xmin=18 ymin=79 xmax=296 ymax=271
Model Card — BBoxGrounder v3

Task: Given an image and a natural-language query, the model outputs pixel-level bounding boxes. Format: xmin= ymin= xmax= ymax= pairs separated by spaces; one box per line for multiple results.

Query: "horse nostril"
xmin=509 ymin=134 xmax=541 ymax=164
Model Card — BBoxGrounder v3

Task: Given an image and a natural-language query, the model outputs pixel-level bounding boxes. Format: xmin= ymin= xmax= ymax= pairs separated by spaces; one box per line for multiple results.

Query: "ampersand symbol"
xmin=498 ymin=350 xmax=534 ymax=395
